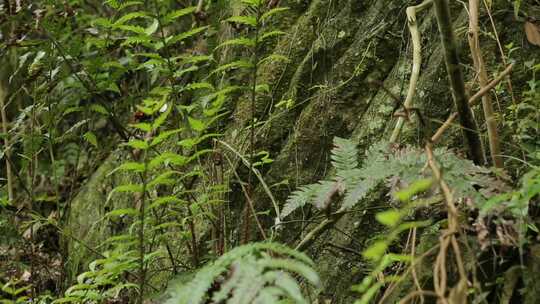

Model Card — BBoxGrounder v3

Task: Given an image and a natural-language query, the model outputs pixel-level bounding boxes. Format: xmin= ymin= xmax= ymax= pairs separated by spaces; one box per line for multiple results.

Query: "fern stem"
xmin=138 ymin=154 xmax=148 ymax=304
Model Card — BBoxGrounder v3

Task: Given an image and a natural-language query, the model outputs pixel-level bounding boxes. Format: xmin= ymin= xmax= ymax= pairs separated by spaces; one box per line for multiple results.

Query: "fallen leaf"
xmin=525 ymin=21 xmax=540 ymax=47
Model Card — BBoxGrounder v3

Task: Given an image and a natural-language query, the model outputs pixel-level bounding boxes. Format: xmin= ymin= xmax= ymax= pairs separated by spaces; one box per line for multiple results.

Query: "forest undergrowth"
xmin=1 ymin=0 xmax=539 ymax=303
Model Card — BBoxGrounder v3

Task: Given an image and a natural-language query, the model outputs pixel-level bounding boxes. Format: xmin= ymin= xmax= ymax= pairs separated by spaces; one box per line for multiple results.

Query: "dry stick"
xmin=431 ymin=64 xmax=514 ymax=144
xmin=195 ymin=0 xmax=204 ymax=14
xmin=398 ymin=290 xmax=439 ymax=304
xmin=426 ymin=144 xmax=467 ymax=303
xmin=390 ymin=0 xmax=433 ymax=142
xmin=0 ymin=82 xmax=13 ymax=202
xmin=468 ymin=0 xmax=503 ymax=168
xmin=411 ymin=227 xmax=425 ymax=304
xmin=433 ymin=0 xmax=485 ymax=165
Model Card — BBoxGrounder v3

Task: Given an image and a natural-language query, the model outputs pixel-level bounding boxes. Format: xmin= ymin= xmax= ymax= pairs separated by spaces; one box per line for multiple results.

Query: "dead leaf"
xmin=21 ymin=270 xmax=31 ymax=282
xmin=525 ymin=21 xmax=540 ymax=47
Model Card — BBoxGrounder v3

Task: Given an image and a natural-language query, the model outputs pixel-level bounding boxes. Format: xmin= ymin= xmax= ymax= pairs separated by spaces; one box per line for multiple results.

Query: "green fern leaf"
xmin=331 ymin=137 xmax=358 ymax=174
xmin=226 ymin=16 xmax=257 ymax=27
xmin=211 ymin=60 xmax=254 ymax=75
xmin=163 ymin=7 xmax=197 ymax=24
xmin=167 ymin=26 xmax=208 ymax=46
xmin=217 ymin=37 xmax=256 ymax=49
xmin=113 ymin=12 xmax=149 ymax=26
xmin=259 ymin=30 xmax=287 ymax=42
xmin=261 ymin=7 xmax=289 ymax=22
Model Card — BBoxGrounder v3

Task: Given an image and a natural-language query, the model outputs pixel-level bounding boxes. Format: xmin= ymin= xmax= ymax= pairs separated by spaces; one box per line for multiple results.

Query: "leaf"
xmin=525 ymin=21 xmax=540 ymax=47
xmin=226 ymin=16 xmax=257 ymax=27
xmin=163 ymin=7 xmax=197 ymax=24
xmin=130 ymin=122 xmax=152 ymax=132
xmin=83 ymin=132 xmax=98 ymax=148
xmin=211 ymin=60 xmax=254 ymax=75
xmin=113 ymin=12 xmax=149 ymax=26
xmin=106 ymin=184 xmax=144 ymax=203
xmin=259 ymin=30 xmax=286 ymax=42
xmin=375 ymin=210 xmax=402 ymax=227
xmin=258 ymin=54 xmax=289 ymax=65
xmin=106 ymin=208 xmax=139 ymax=218
xmin=216 ymin=37 xmax=256 ymax=49
xmin=108 ymin=162 xmax=146 ymax=175
xmin=331 ymin=137 xmax=358 ymax=174
xmin=394 ymin=178 xmax=433 ymax=202
xmin=115 ymin=24 xmax=147 ymax=34
xmin=261 ymin=7 xmax=289 ymax=22
xmin=89 ymin=104 xmax=109 ymax=115
xmin=362 ymin=241 xmax=388 ymax=261
xmin=150 ymin=129 xmax=182 ymax=147
xmin=188 ymin=116 xmax=206 ymax=132
xmin=145 ymin=18 xmax=159 ymax=35
xmin=124 ymin=139 xmax=149 ymax=150
xmin=148 ymin=196 xmax=186 ymax=210
xmin=152 ymin=103 xmax=172 ymax=130
xmin=166 ymin=26 xmax=208 ymax=46
xmin=148 ymin=152 xmax=188 ymax=169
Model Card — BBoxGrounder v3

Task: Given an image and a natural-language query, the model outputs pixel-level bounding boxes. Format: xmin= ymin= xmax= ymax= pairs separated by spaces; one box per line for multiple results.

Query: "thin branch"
xmin=431 ymin=64 xmax=513 ymax=144
xmin=433 ymin=0 xmax=485 ymax=165
xmin=468 ymin=0 xmax=503 ymax=168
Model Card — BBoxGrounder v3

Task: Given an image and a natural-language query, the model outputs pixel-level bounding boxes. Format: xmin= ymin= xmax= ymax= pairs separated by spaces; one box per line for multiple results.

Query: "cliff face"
xmin=66 ymin=0 xmax=539 ymax=302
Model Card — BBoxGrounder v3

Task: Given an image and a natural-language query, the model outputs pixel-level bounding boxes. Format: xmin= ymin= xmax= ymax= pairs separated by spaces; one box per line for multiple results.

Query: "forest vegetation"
xmin=1 ymin=0 xmax=539 ymax=303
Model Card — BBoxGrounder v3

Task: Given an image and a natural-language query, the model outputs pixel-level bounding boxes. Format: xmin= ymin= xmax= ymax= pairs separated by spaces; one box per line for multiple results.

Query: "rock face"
xmin=67 ymin=0 xmax=538 ymax=302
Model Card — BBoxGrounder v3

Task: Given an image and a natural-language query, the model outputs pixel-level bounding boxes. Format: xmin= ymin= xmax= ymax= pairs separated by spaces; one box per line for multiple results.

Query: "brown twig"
xmin=468 ymin=0 xmax=503 ymax=168
xmin=425 ymin=143 xmax=468 ymax=303
xmin=431 ymin=64 xmax=514 ymax=144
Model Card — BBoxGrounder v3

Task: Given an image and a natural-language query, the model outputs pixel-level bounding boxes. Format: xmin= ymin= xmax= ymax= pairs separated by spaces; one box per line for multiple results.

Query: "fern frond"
xmin=217 ymin=37 xmax=256 ymax=49
xmin=259 ymin=30 xmax=287 ymax=42
xmin=114 ymin=12 xmax=149 ymax=26
xmin=166 ymin=26 xmax=209 ymax=46
xmin=281 ymin=184 xmax=319 ymax=218
xmin=226 ymin=16 xmax=258 ymax=27
xmin=164 ymin=242 xmax=318 ymax=304
xmin=163 ymin=7 xmax=197 ymax=25
xmin=211 ymin=60 xmax=254 ymax=75
xmin=261 ymin=7 xmax=289 ymax=22
xmin=331 ymin=137 xmax=358 ymax=174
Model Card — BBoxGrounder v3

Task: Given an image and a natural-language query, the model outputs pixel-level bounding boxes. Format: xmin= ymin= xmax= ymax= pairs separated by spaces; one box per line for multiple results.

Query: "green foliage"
xmin=164 ymin=242 xmax=320 ymax=304
xmin=353 ymin=179 xmax=434 ymax=304
xmin=509 ymin=61 xmax=540 ymax=161
xmin=0 ymin=280 xmax=31 ymax=304
xmin=282 ymin=138 xmax=495 ymax=219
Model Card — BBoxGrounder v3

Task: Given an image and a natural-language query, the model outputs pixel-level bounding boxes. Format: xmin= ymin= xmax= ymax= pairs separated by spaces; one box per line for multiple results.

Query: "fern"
xmin=282 ymin=137 xmax=499 ymax=218
xmin=164 ymin=242 xmax=320 ymax=304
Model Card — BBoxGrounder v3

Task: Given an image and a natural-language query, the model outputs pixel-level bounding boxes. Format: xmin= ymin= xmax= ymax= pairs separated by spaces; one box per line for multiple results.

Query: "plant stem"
xmin=138 ymin=154 xmax=148 ymax=304
xmin=433 ymin=0 xmax=485 ymax=165
xmin=0 ymin=81 xmax=13 ymax=202
xmin=468 ymin=0 xmax=503 ymax=168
